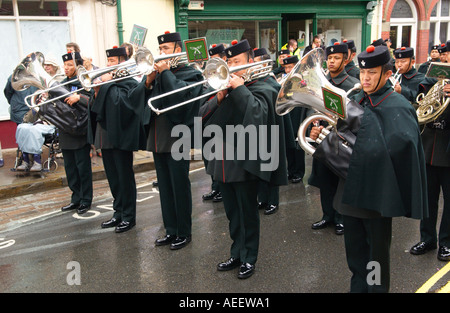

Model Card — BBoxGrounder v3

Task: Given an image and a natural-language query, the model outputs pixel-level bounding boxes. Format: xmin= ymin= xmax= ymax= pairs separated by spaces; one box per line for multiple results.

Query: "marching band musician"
xmin=309 ymin=42 xmax=359 ymax=235
xmin=418 ymin=44 xmax=440 ymax=74
xmin=59 ymin=51 xmax=94 ymax=216
xmin=145 ymin=31 xmax=204 ymax=250
xmin=310 ymin=44 xmax=427 ymax=292
xmin=343 ymin=39 xmax=360 ymax=80
xmin=392 ymin=47 xmax=425 ymax=105
xmin=410 ymin=42 xmax=450 ymax=262
xmin=201 ymin=43 xmax=226 ymax=203
xmin=253 ymin=47 xmax=289 ymax=215
xmin=199 ymin=39 xmax=287 ymax=279
xmin=89 ymin=46 xmax=147 ymax=233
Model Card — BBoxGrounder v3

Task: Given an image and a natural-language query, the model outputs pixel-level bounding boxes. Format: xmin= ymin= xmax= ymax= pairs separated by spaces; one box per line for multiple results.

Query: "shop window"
xmin=391 ymin=0 xmax=413 ymax=18
xmin=188 ymin=19 xmax=278 ymax=60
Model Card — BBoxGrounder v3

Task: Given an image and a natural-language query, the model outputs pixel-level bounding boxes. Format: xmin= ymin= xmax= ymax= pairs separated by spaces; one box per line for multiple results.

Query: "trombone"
xmin=148 ymin=57 xmax=274 ymax=115
xmin=77 ymin=47 xmax=187 ymax=90
xmin=389 ymin=68 xmax=401 ymax=88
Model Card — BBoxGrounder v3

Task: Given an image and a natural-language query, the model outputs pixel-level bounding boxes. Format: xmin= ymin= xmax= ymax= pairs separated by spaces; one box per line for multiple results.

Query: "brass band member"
xmin=145 ymin=31 xmax=204 ymax=250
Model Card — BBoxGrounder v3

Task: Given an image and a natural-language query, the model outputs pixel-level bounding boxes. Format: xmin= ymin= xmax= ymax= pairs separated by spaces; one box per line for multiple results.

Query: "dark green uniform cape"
xmin=345 ymin=60 xmax=360 ymax=80
xmin=89 ymin=77 xmax=147 ymax=151
xmin=398 ymin=67 xmax=425 ymax=103
xmin=146 ymin=65 xmax=204 ymax=153
xmin=418 ymin=61 xmax=431 ymax=74
xmin=342 ymin=84 xmax=428 ymax=219
xmin=200 ymin=79 xmax=288 ymax=186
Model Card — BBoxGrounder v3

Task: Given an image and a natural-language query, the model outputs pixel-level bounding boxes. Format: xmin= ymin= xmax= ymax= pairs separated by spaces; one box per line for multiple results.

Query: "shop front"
xmin=176 ymin=0 xmax=375 ymax=59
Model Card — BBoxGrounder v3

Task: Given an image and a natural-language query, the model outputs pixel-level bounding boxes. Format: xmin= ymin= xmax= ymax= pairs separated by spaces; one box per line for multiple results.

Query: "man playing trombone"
xmin=89 ymin=46 xmax=147 ymax=233
xmin=145 ymin=31 xmax=204 ymax=250
xmin=199 ymin=39 xmax=287 ymax=279
xmin=392 ymin=47 xmax=424 ymax=105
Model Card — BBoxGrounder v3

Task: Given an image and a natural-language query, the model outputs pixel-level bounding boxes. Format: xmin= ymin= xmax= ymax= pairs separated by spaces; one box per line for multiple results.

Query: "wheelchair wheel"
xmin=43 ymin=158 xmax=58 ymax=172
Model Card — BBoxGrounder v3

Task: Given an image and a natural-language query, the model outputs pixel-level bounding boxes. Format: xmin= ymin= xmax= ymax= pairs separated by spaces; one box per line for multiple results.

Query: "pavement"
xmin=0 ymin=146 xmax=203 ymax=230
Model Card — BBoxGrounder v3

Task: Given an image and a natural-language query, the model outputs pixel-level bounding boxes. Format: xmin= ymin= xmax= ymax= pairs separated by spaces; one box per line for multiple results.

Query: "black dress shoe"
xmin=311 ymin=219 xmax=330 ymax=229
xmin=264 ymin=204 xmax=278 ymax=215
xmin=217 ymin=257 xmax=241 ymax=271
xmin=335 ymin=224 xmax=344 ymax=235
xmin=212 ymin=192 xmax=223 ymax=202
xmin=152 ymin=181 xmax=158 ymax=187
xmin=115 ymin=221 xmax=135 ymax=233
xmin=101 ymin=217 xmax=121 ymax=228
xmin=61 ymin=203 xmax=79 ymax=212
xmin=170 ymin=236 xmax=191 ymax=250
xmin=155 ymin=234 xmax=177 ymax=246
xmin=438 ymin=246 xmax=450 ymax=261
xmin=410 ymin=241 xmax=437 ymax=255
xmin=291 ymin=175 xmax=302 ymax=183
xmin=77 ymin=204 xmax=90 ymax=215
xmin=202 ymin=190 xmax=219 ymax=200
xmin=238 ymin=263 xmax=255 ymax=279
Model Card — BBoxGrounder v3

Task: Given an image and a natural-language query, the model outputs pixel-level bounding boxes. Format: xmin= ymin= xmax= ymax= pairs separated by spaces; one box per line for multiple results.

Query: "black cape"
xmin=89 ymin=77 xmax=147 ymax=151
xmin=342 ymin=84 xmax=428 ymax=219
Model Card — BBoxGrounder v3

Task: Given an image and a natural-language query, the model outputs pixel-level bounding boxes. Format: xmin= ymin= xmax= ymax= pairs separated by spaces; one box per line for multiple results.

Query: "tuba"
xmin=275 ymin=48 xmax=362 ymax=178
xmin=416 ymin=78 xmax=450 ymax=124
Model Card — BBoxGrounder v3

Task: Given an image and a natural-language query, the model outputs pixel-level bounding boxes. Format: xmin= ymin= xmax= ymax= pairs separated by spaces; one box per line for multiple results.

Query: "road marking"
xmin=416 ymin=261 xmax=450 ymax=293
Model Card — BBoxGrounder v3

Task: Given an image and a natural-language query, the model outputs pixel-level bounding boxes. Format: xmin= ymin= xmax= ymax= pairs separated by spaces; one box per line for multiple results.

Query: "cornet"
xmin=148 ymin=57 xmax=273 ymax=115
xmin=389 ymin=68 xmax=401 ymax=89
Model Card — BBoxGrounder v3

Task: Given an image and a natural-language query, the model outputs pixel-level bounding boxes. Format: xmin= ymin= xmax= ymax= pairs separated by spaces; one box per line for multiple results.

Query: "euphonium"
xmin=416 ymin=79 xmax=450 ymax=124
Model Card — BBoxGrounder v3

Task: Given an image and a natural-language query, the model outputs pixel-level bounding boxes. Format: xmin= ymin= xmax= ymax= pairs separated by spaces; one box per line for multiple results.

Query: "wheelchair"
xmin=11 ymin=128 xmax=60 ymax=173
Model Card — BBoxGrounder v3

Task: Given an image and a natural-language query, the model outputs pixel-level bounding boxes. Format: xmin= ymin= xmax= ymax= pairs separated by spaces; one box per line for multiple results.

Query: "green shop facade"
xmin=174 ymin=0 xmax=376 ymax=60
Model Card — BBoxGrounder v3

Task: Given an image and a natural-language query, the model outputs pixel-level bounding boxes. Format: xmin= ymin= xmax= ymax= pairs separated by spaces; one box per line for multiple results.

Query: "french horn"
xmin=416 ymin=78 xmax=450 ymax=124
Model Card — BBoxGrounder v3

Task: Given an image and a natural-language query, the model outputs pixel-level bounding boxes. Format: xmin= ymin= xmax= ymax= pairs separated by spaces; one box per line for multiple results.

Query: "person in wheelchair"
xmin=15 ymin=109 xmax=56 ymax=172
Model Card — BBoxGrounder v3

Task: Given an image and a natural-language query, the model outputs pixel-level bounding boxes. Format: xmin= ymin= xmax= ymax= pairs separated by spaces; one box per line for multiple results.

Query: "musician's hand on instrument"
xmin=155 ymin=60 xmax=170 ymax=74
xmin=145 ymin=71 xmax=157 ymax=88
xmin=64 ymin=94 xmax=80 ymax=106
xmin=394 ymin=83 xmax=401 ymax=93
xmin=228 ymin=74 xmax=244 ymax=90
xmin=443 ymin=83 xmax=450 ymax=96
xmin=101 ymin=72 xmax=113 ymax=82
xmin=216 ymin=89 xmax=228 ymax=104
xmin=310 ymin=126 xmax=323 ymax=141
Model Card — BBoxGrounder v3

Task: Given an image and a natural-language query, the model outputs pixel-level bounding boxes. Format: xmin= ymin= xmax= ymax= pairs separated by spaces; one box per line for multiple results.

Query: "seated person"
xmin=15 ymin=110 xmax=56 ymax=172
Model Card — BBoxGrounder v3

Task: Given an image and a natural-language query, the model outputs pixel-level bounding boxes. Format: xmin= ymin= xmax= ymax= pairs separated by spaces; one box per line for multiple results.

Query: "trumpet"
xmin=78 ymin=47 xmax=187 ymax=89
xmin=389 ymin=68 xmax=401 ymax=88
xmin=148 ymin=57 xmax=273 ymax=115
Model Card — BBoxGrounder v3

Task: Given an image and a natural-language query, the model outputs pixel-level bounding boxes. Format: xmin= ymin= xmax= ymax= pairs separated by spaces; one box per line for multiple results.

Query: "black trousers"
xmin=102 ymin=149 xmax=136 ymax=224
xmin=153 ymin=152 xmax=192 ymax=237
xmin=286 ymin=147 xmax=305 ymax=178
xmin=219 ymin=180 xmax=260 ymax=265
xmin=343 ymin=215 xmax=392 ymax=293
xmin=62 ymin=144 xmax=93 ymax=206
xmin=421 ymin=165 xmax=450 ymax=247
xmin=257 ymin=180 xmax=279 ymax=206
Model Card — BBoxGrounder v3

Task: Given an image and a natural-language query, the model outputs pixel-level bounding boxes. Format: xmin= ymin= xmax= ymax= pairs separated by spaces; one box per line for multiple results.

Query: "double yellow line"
xmin=416 ymin=261 xmax=450 ymax=293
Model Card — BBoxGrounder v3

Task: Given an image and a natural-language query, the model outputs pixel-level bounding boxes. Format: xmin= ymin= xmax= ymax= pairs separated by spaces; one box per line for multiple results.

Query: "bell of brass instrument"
xmin=11 ymin=52 xmax=83 ymax=108
xmin=416 ymin=78 xmax=450 ymax=124
xmin=275 ymin=48 xmax=361 ymax=155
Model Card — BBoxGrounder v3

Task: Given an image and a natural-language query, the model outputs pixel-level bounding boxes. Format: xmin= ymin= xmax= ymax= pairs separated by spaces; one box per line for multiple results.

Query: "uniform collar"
xmin=402 ymin=67 xmax=418 ymax=80
xmin=327 ymin=70 xmax=350 ymax=86
xmin=358 ymin=84 xmax=394 ymax=108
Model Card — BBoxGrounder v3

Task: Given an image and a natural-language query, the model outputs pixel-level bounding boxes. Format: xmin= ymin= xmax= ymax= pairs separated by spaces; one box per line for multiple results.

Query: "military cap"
xmin=372 ymin=38 xmax=387 ymax=47
xmin=157 ymin=31 xmax=181 ymax=45
xmin=357 ymin=45 xmax=391 ymax=69
xmin=283 ymin=55 xmax=299 ymax=65
xmin=208 ymin=44 xmax=225 ymax=56
xmin=438 ymin=43 xmax=447 ymax=54
xmin=394 ymin=47 xmax=414 ymax=59
xmin=225 ymin=39 xmax=251 ymax=58
xmin=62 ymin=51 xmax=82 ymax=62
xmin=342 ymin=39 xmax=355 ymax=50
xmin=106 ymin=46 xmax=127 ymax=57
xmin=253 ymin=47 xmax=268 ymax=58
xmin=430 ymin=44 xmax=440 ymax=52
xmin=326 ymin=42 xmax=348 ymax=57
xmin=278 ymin=49 xmax=290 ymax=57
